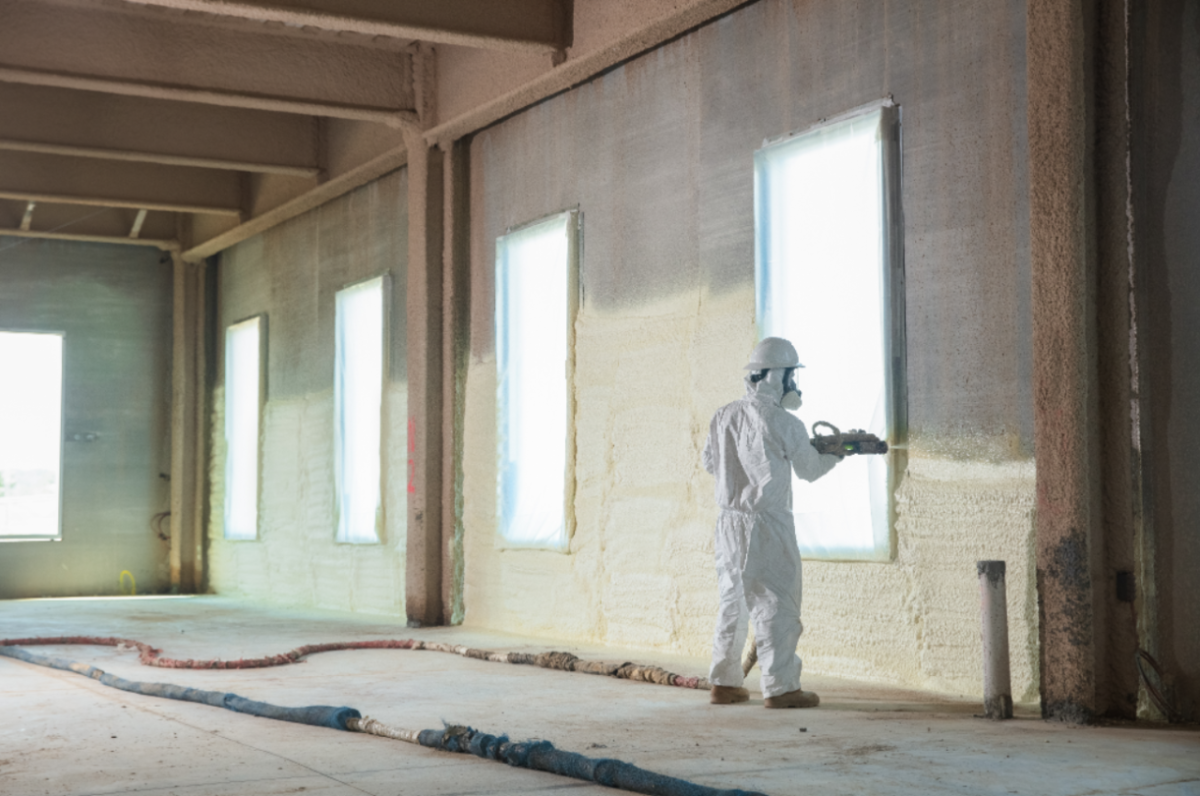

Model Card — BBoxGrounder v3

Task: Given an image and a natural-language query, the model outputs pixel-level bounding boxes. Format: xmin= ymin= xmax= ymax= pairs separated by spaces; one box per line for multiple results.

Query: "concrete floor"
xmin=1 ymin=597 xmax=1197 ymax=796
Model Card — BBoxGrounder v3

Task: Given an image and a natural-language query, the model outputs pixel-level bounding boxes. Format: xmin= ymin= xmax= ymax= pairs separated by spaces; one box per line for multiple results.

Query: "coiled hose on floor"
xmin=1 ymin=643 xmax=761 ymax=796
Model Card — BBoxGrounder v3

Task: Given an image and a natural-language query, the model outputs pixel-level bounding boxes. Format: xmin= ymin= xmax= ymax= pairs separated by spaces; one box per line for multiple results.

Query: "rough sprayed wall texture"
xmin=0 ymin=237 xmax=171 ymax=597
xmin=462 ymin=0 xmax=1038 ymax=699
xmin=207 ymin=169 xmax=410 ymax=616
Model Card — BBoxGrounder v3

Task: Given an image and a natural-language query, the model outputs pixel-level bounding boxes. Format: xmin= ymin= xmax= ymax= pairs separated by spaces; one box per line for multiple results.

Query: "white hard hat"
xmin=744 ymin=336 xmax=804 ymax=371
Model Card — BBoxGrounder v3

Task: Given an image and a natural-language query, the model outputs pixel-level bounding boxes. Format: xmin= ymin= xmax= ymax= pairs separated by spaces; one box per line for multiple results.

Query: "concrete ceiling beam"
xmin=115 ymin=0 xmax=571 ymax=54
xmin=0 ymin=0 xmax=417 ymax=118
xmin=0 ymin=84 xmax=323 ymax=177
xmin=0 ymin=226 xmax=177 ymax=251
xmin=0 ymin=151 xmax=244 ymax=217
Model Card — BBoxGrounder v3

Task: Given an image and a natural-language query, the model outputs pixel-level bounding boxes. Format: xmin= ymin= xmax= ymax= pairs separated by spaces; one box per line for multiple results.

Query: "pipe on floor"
xmin=977 ymin=560 xmax=1013 ymax=719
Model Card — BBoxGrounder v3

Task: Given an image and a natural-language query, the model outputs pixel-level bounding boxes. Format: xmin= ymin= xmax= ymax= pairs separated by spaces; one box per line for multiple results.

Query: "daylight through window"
xmin=754 ymin=105 xmax=901 ymax=561
xmin=224 ymin=317 xmax=262 ymax=540
xmin=0 ymin=331 xmax=64 ymax=540
xmin=496 ymin=212 xmax=576 ymax=550
xmin=335 ymin=277 xmax=386 ymax=544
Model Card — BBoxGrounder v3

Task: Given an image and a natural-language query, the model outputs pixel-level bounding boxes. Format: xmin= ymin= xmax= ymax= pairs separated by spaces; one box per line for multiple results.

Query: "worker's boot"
xmin=710 ymin=686 xmax=751 ymax=704
xmin=763 ymin=689 xmax=820 ymax=709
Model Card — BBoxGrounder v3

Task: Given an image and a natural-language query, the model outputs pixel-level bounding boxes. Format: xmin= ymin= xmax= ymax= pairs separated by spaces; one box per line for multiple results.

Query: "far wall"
xmin=0 ymin=237 xmax=172 ymax=598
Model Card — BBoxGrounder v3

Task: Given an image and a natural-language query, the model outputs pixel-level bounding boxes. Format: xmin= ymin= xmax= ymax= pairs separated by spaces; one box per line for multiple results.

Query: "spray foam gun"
xmin=810 ymin=421 xmax=889 ymax=457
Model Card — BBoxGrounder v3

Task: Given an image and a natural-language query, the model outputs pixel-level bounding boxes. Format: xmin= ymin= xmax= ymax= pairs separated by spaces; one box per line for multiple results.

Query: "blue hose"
xmin=0 ymin=645 xmax=360 ymax=730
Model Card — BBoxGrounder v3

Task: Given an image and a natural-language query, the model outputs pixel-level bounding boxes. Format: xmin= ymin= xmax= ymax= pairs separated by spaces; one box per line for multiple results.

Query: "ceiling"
xmin=0 ymin=0 xmax=575 ymax=258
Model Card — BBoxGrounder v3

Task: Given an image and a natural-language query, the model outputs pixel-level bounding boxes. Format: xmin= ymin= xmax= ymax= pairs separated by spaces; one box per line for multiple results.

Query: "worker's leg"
xmin=744 ymin=514 xmax=804 ymax=698
xmin=709 ymin=513 xmax=751 ymax=688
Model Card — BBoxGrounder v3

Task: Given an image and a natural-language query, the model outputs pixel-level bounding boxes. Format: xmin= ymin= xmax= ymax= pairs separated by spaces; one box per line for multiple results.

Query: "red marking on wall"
xmin=407 ymin=417 xmax=416 ymax=494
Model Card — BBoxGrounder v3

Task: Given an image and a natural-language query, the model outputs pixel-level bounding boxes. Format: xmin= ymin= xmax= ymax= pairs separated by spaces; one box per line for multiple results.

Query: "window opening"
xmin=754 ymin=104 xmax=903 ymax=561
xmin=495 ymin=211 xmax=578 ymax=550
xmin=0 ymin=331 xmax=64 ymax=540
xmin=335 ymin=276 xmax=386 ymax=544
xmin=223 ymin=316 xmax=262 ymax=540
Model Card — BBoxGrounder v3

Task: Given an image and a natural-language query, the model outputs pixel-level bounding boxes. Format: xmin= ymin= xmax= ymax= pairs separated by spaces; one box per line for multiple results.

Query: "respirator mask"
xmin=780 ymin=367 xmax=803 ymax=411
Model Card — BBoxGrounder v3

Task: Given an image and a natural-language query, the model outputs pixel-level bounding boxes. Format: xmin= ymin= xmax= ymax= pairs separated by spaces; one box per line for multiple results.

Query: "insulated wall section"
xmin=208 ymin=170 xmax=408 ymax=615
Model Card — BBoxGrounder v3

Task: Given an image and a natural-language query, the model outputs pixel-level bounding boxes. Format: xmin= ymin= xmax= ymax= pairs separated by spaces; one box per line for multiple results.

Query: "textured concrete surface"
xmin=0 ymin=237 xmax=172 ymax=598
xmin=462 ymin=0 xmax=1038 ymax=699
xmin=1 ymin=596 xmax=1197 ymax=796
xmin=206 ymin=171 xmax=409 ymax=616
xmin=1026 ymin=0 xmax=1102 ymax=722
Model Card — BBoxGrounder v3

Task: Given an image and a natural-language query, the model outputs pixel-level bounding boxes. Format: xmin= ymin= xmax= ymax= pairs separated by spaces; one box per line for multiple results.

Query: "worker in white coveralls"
xmin=701 ymin=337 xmax=841 ymax=708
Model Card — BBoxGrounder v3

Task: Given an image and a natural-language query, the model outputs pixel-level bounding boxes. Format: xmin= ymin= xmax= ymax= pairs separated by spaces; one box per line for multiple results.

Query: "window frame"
xmin=0 ymin=328 xmax=66 ymax=543
xmin=494 ymin=209 xmax=581 ymax=552
xmin=222 ymin=314 xmax=266 ymax=542
xmin=753 ymin=99 xmax=907 ymax=562
xmin=333 ymin=274 xmax=390 ymax=545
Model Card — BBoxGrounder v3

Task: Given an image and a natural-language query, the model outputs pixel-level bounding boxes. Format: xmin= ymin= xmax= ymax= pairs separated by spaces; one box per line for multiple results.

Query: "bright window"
xmin=335 ymin=276 xmax=385 ymax=544
xmin=754 ymin=104 xmax=903 ymax=561
xmin=496 ymin=211 xmax=577 ymax=550
xmin=0 ymin=331 xmax=64 ymax=540
xmin=223 ymin=317 xmax=262 ymax=540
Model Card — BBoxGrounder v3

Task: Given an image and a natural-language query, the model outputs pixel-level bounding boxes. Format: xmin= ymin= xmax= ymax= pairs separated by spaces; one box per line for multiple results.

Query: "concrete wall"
xmin=0 ymin=237 xmax=172 ymax=598
xmin=1138 ymin=0 xmax=1200 ymax=721
xmin=207 ymin=169 xmax=409 ymax=616
xmin=461 ymin=0 xmax=1038 ymax=699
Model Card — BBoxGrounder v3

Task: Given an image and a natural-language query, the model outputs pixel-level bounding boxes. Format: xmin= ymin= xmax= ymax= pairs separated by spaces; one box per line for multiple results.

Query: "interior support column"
xmin=1026 ymin=0 xmax=1103 ymax=722
xmin=405 ymin=138 xmax=445 ymax=626
xmin=440 ymin=138 xmax=470 ymax=625
xmin=169 ymin=253 xmax=205 ymax=592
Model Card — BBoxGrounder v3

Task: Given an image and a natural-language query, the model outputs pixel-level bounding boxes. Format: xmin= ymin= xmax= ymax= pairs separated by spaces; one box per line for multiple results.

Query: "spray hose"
xmin=0 ymin=644 xmax=763 ymax=796
xmin=0 ymin=634 xmax=709 ymax=688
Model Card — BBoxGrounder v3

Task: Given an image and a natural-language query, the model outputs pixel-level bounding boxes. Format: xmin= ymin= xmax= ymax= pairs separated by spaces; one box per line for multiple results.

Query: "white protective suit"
xmin=701 ymin=374 xmax=840 ymax=697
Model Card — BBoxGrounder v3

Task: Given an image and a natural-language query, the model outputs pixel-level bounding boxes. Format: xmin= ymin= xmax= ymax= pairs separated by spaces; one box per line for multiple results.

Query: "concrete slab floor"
xmin=1 ymin=597 xmax=1197 ymax=796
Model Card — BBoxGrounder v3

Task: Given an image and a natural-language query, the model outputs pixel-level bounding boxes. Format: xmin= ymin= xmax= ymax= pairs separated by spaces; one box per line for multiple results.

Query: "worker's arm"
xmin=784 ymin=413 xmax=840 ymax=483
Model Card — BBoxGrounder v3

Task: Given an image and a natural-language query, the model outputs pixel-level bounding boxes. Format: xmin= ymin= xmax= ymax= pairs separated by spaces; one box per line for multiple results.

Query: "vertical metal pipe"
xmin=978 ymin=560 xmax=1013 ymax=719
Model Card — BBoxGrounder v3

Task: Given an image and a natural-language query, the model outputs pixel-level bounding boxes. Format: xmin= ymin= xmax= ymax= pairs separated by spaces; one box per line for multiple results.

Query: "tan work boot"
xmin=763 ymin=689 xmax=820 ymax=708
xmin=710 ymin=686 xmax=751 ymax=704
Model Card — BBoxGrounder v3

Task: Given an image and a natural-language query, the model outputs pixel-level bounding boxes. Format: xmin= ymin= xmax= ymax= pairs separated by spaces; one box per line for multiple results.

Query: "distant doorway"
xmin=0 ymin=331 xmax=64 ymax=540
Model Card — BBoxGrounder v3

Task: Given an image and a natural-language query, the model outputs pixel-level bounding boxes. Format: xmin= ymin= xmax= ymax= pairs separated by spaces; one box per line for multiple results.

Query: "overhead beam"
xmin=183 ymin=145 xmax=408 ymax=261
xmin=0 ymin=66 xmax=414 ymax=127
xmin=0 ymin=138 xmax=319 ymax=179
xmin=118 ymin=0 xmax=570 ymax=54
xmin=0 ymin=0 xmax=416 ymax=118
xmin=0 ymin=151 xmax=243 ymax=216
xmin=0 ymin=227 xmax=176 ymax=251
xmin=0 ymin=84 xmax=322 ymax=176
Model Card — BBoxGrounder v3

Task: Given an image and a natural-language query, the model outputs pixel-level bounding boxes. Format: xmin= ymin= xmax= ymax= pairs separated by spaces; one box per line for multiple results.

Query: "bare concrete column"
xmin=405 ymin=138 xmax=445 ymax=626
xmin=169 ymin=253 xmax=204 ymax=592
xmin=978 ymin=561 xmax=1014 ymax=719
xmin=440 ymin=138 xmax=470 ymax=625
xmin=1026 ymin=0 xmax=1102 ymax=722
